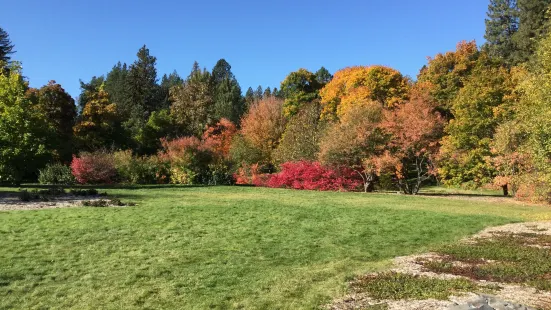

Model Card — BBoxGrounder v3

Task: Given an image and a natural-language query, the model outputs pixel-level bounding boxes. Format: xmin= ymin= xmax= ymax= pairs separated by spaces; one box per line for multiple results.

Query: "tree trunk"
xmin=502 ymin=184 xmax=509 ymax=197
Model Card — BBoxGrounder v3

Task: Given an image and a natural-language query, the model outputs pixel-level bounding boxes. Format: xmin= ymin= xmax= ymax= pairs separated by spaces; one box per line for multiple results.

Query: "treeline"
xmin=3 ymin=0 xmax=551 ymax=202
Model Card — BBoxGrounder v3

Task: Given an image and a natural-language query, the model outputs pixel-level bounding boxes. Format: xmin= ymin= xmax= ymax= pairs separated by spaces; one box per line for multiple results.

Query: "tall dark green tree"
xmin=28 ymin=81 xmax=77 ymax=163
xmin=244 ymin=87 xmax=255 ymax=108
xmin=104 ymin=62 xmax=129 ymax=107
xmin=211 ymin=59 xmax=244 ymax=123
xmin=263 ymin=87 xmax=272 ymax=98
xmin=159 ymin=70 xmax=183 ymax=107
xmin=315 ymin=67 xmax=333 ymax=84
xmin=254 ymin=85 xmax=263 ymax=100
xmin=484 ymin=0 xmax=520 ymax=65
xmin=0 ymin=28 xmax=15 ymax=66
xmin=123 ymin=45 xmax=162 ymax=144
xmin=513 ymin=0 xmax=551 ymax=63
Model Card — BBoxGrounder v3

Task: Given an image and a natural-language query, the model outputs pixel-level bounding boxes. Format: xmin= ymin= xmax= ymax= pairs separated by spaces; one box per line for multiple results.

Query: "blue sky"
xmin=3 ymin=0 xmax=488 ymax=97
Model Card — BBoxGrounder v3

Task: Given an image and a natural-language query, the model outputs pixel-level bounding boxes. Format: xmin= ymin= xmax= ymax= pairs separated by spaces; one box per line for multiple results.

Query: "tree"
xmin=437 ymin=64 xmax=517 ymax=188
xmin=320 ymin=66 xmax=410 ymax=119
xmin=378 ymin=92 xmax=444 ymax=194
xmin=0 ymin=28 xmax=15 ymax=69
xmin=77 ymin=76 xmax=104 ymax=111
xmin=254 ymin=85 xmax=263 ymax=101
xmin=263 ymin=87 xmax=272 ymax=98
xmin=484 ymin=0 xmax=520 ymax=65
xmin=513 ymin=0 xmax=551 ymax=63
xmin=492 ymin=32 xmax=551 ymax=202
xmin=202 ymin=118 xmax=237 ymax=160
xmin=29 ymin=81 xmax=77 ymax=162
xmin=280 ymin=69 xmax=322 ymax=117
xmin=318 ymin=102 xmax=386 ymax=192
xmin=73 ymin=85 xmax=121 ymax=151
xmin=244 ymin=87 xmax=255 ymax=108
xmin=211 ymin=59 xmax=244 ymax=123
xmin=240 ymin=97 xmax=287 ymax=164
xmin=417 ymin=41 xmax=482 ymax=117
xmin=315 ymin=66 xmax=333 ymax=84
xmin=135 ymin=109 xmax=175 ymax=155
xmin=123 ymin=45 xmax=162 ymax=142
xmin=170 ymin=62 xmax=214 ymax=137
xmin=0 ymin=63 xmax=51 ymax=184
xmin=104 ymin=62 xmax=129 ymax=108
xmin=273 ymin=101 xmax=326 ymax=164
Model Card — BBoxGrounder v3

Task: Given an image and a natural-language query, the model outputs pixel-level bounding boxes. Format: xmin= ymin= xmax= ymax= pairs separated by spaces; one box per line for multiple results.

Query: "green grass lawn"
xmin=0 ymin=186 xmax=550 ymax=309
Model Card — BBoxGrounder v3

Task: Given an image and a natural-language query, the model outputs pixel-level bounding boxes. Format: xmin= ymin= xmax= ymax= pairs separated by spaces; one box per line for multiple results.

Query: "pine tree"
xmin=211 ymin=59 xmax=244 ymax=123
xmin=159 ymin=70 xmax=183 ymax=108
xmin=0 ymin=28 xmax=15 ymax=64
xmin=254 ymin=85 xmax=263 ymax=100
xmin=513 ymin=0 xmax=551 ymax=63
xmin=484 ymin=0 xmax=519 ymax=65
xmin=105 ymin=62 xmax=129 ymax=108
xmin=315 ymin=67 xmax=333 ymax=84
xmin=245 ymin=87 xmax=255 ymax=108
xmin=263 ymin=87 xmax=272 ymax=98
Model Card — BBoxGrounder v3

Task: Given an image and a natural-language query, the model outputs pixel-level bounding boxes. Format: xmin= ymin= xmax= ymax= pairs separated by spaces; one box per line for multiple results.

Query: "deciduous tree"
xmin=280 ymin=68 xmax=322 ymax=117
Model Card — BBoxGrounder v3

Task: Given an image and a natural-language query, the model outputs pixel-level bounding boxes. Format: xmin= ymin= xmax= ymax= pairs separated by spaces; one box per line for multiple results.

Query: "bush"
xmin=38 ymin=163 xmax=75 ymax=185
xmin=113 ymin=151 xmax=170 ymax=185
xmin=266 ymin=161 xmax=362 ymax=191
xmin=161 ymin=137 xmax=213 ymax=185
xmin=70 ymin=152 xmax=117 ymax=184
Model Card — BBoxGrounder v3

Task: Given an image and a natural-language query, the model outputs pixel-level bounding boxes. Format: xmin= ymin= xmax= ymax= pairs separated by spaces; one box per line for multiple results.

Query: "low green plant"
xmin=421 ymin=233 xmax=551 ymax=291
xmin=70 ymin=188 xmax=105 ymax=196
xmin=352 ymin=272 xmax=481 ymax=300
xmin=38 ymin=163 xmax=75 ymax=185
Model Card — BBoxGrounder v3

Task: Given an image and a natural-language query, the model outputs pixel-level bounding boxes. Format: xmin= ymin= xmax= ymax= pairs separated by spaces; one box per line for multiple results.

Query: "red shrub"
xmin=234 ymin=163 xmax=269 ymax=186
xmin=71 ymin=152 xmax=117 ymax=184
xmin=266 ymin=161 xmax=362 ymax=191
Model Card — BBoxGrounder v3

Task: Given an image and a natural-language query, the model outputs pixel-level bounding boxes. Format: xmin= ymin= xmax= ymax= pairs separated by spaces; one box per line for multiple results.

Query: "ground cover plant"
xmin=1 ymin=186 xmax=550 ymax=309
xmin=421 ymin=232 xmax=551 ymax=291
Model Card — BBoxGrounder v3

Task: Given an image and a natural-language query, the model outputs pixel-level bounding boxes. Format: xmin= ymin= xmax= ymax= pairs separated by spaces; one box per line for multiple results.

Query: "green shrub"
xmin=113 ymin=151 xmax=170 ymax=184
xmin=38 ymin=163 xmax=75 ymax=185
xmin=70 ymin=188 xmax=103 ymax=196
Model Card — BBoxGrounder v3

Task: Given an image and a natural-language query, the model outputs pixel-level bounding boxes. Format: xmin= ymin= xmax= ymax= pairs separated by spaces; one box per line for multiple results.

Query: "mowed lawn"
xmin=1 ymin=187 xmax=550 ymax=309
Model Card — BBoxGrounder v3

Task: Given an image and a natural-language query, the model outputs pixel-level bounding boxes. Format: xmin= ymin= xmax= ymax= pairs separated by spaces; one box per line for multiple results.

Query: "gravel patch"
xmin=0 ymin=193 xmax=107 ymax=211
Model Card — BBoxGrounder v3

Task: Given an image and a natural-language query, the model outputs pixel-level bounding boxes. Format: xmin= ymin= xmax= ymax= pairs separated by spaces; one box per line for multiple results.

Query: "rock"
xmin=447 ymin=294 xmax=536 ymax=310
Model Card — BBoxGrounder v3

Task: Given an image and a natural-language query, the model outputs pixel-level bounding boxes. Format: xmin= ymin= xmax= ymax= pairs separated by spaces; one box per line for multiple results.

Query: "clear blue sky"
xmin=3 ymin=0 xmax=488 ymax=98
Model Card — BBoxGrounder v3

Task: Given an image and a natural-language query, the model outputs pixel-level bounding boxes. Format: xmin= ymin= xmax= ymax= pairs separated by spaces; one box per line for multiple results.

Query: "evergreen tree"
xmin=77 ymin=76 xmax=104 ymax=111
xmin=105 ymin=62 xmax=129 ymax=108
xmin=484 ymin=0 xmax=520 ymax=65
xmin=211 ymin=59 xmax=244 ymax=123
xmin=123 ymin=45 xmax=162 ymax=145
xmin=170 ymin=62 xmax=214 ymax=136
xmin=159 ymin=70 xmax=183 ymax=108
xmin=513 ymin=0 xmax=551 ymax=63
xmin=245 ymin=87 xmax=255 ymax=108
xmin=254 ymin=85 xmax=263 ymax=100
xmin=263 ymin=87 xmax=272 ymax=98
xmin=0 ymin=28 xmax=15 ymax=65
xmin=315 ymin=66 xmax=333 ymax=84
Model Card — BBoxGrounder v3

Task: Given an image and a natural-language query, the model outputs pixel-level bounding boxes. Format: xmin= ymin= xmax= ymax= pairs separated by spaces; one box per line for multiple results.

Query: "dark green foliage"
xmin=484 ymin=0 xmax=519 ymax=65
xmin=70 ymin=188 xmax=103 ymax=196
xmin=244 ymin=86 xmax=255 ymax=108
xmin=38 ymin=163 xmax=75 ymax=185
xmin=211 ymin=59 xmax=244 ymax=123
xmin=229 ymin=134 xmax=265 ymax=166
xmin=0 ymin=28 xmax=15 ymax=69
xmin=159 ymin=70 xmax=183 ymax=107
xmin=77 ymin=76 xmax=104 ymax=111
xmin=104 ymin=62 xmax=129 ymax=108
xmin=254 ymin=85 xmax=263 ymax=101
xmin=18 ymin=187 xmax=67 ymax=202
xmin=263 ymin=87 xmax=272 ymax=98
xmin=135 ymin=109 xmax=175 ymax=154
xmin=31 ymin=81 xmax=77 ymax=162
xmin=280 ymin=69 xmax=322 ymax=117
xmin=513 ymin=0 xmax=551 ymax=63
xmin=315 ymin=66 xmax=333 ymax=84
xmin=18 ymin=189 xmax=35 ymax=202
xmin=352 ymin=272 xmax=482 ymax=300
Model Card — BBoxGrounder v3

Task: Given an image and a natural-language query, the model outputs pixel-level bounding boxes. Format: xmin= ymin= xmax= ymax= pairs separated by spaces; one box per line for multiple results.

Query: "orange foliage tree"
xmin=377 ymin=91 xmax=444 ymax=194
xmin=319 ymin=66 xmax=410 ymax=119
xmin=240 ymin=96 xmax=287 ymax=162
xmin=202 ymin=118 xmax=237 ymax=160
